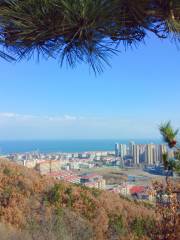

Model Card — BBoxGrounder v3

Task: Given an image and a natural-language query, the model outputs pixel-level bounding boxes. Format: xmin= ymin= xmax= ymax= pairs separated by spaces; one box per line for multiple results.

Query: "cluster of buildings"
xmin=107 ymin=183 xmax=153 ymax=201
xmin=7 ymin=150 xmax=114 ymax=165
xmin=7 ymin=151 xmax=109 ymax=190
xmin=7 ymin=150 xmax=116 ymax=172
xmin=105 ymin=173 xmax=156 ymax=201
xmin=46 ymin=171 xmax=106 ymax=189
xmin=35 ymin=161 xmax=106 ymax=190
xmin=115 ymin=142 xmax=174 ymax=166
xmin=5 ymin=141 xmax=174 ymax=199
xmin=7 ymin=142 xmax=171 ymax=171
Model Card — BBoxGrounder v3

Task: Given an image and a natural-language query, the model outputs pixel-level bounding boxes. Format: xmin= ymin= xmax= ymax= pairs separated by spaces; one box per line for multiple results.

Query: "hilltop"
xmin=0 ymin=158 xmax=155 ymax=240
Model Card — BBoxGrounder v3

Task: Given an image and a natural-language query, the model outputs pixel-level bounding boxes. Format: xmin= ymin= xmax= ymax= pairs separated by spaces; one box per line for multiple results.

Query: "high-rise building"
xmin=119 ymin=144 xmax=127 ymax=159
xmin=115 ymin=143 xmax=120 ymax=157
xmin=115 ymin=143 xmax=127 ymax=159
xmin=145 ymin=144 xmax=155 ymax=165
xmin=132 ymin=144 xmax=140 ymax=165
xmin=153 ymin=145 xmax=160 ymax=165
xmin=139 ymin=144 xmax=146 ymax=163
xmin=129 ymin=141 xmax=135 ymax=156
xmin=153 ymin=145 xmax=159 ymax=165
xmin=116 ymin=142 xmax=168 ymax=166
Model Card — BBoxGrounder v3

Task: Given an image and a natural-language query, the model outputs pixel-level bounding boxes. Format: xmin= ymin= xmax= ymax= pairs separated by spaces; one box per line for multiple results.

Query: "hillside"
xmin=0 ymin=158 xmax=155 ymax=240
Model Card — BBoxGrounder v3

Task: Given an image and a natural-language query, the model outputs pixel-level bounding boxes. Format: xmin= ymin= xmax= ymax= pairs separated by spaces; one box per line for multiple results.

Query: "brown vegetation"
xmin=0 ymin=158 xmax=176 ymax=240
xmin=152 ymin=180 xmax=180 ymax=240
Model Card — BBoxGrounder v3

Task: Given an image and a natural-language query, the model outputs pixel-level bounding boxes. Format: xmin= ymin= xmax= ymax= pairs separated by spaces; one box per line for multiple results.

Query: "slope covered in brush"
xmin=0 ymin=158 xmax=155 ymax=240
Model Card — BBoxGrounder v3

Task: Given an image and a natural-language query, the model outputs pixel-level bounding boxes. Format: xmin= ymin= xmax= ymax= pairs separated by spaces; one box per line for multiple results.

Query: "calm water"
xmin=0 ymin=139 xmax=162 ymax=154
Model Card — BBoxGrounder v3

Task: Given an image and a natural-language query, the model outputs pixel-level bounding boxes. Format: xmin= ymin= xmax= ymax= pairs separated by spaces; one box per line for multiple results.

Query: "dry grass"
xmin=0 ymin=158 xmax=156 ymax=240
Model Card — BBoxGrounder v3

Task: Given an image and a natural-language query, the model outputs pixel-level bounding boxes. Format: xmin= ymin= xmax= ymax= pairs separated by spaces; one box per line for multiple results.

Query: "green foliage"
xmin=173 ymin=159 xmax=180 ymax=175
xmin=162 ymin=153 xmax=169 ymax=170
xmin=131 ymin=217 xmax=146 ymax=237
xmin=162 ymin=154 xmax=177 ymax=171
xmin=110 ymin=214 xmax=125 ymax=235
xmin=3 ymin=167 xmax=12 ymax=176
xmin=90 ymin=187 xmax=101 ymax=197
xmin=131 ymin=217 xmax=155 ymax=238
xmin=80 ymin=192 xmax=96 ymax=219
xmin=46 ymin=184 xmax=62 ymax=205
xmin=64 ymin=187 xmax=74 ymax=208
xmin=159 ymin=121 xmax=180 ymax=176
xmin=159 ymin=121 xmax=179 ymax=148
xmin=0 ymin=0 xmax=180 ymax=71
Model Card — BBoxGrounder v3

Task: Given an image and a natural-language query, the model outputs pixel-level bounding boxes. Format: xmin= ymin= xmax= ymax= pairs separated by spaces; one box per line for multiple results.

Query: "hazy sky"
xmin=0 ymin=35 xmax=180 ymax=140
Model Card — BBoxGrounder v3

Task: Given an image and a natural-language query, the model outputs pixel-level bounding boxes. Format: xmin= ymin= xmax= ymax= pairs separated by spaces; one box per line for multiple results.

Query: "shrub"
xmin=0 ymin=186 xmax=13 ymax=207
xmin=90 ymin=188 xmax=101 ymax=198
xmin=79 ymin=192 xmax=96 ymax=220
xmin=131 ymin=217 xmax=155 ymax=238
xmin=64 ymin=187 xmax=74 ymax=208
xmin=109 ymin=214 xmax=125 ymax=235
xmin=46 ymin=184 xmax=62 ymax=205
xmin=26 ymin=208 xmax=93 ymax=240
xmin=131 ymin=217 xmax=146 ymax=237
xmin=3 ymin=167 xmax=12 ymax=176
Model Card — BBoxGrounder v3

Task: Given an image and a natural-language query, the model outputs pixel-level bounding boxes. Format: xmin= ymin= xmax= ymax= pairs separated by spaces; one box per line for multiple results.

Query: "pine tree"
xmin=0 ymin=0 xmax=180 ymax=71
xmin=152 ymin=121 xmax=180 ymax=240
xmin=159 ymin=121 xmax=180 ymax=177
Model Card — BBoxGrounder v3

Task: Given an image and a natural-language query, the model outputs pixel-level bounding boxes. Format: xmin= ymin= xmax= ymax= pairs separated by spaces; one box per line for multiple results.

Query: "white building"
xmin=133 ymin=144 xmax=140 ymax=165
xmin=145 ymin=144 xmax=155 ymax=165
xmin=129 ymin=141 xmax=135 ymax=156
xmin=119 ymin=144 xmax=127 ymax=159
xmin=115 ymin=143 xmax=120 ymax=157
xmin=115 ymin=143 xmax=127 ymax=159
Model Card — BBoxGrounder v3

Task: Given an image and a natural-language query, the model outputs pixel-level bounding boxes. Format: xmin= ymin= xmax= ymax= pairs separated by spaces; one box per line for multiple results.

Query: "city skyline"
xmin=0 ymin=35 xmax=180 ymax=139
xmin=115 ymin=142 xmax=170 ymax=166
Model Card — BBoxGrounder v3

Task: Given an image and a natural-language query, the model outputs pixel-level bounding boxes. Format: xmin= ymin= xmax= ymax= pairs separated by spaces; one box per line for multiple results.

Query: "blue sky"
xmin=0 ymin=35 xmax=180 ymax=140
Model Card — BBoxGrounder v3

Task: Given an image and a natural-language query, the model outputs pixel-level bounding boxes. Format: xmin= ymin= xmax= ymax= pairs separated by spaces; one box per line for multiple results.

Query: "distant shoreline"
xmin=0 ymin=139 xmax=163 ymax=154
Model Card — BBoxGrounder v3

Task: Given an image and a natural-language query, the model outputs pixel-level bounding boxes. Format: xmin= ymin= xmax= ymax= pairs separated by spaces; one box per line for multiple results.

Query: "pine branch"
xmin=0 ymin=0 xmax=180 ymax=71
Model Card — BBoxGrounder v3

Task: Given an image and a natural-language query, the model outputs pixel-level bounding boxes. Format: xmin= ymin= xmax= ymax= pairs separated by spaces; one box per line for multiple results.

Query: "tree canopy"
xmin=0 ymin=0 xmax=180 ymax=71
xmin=159 ymin=121 xmax=180 ymax=175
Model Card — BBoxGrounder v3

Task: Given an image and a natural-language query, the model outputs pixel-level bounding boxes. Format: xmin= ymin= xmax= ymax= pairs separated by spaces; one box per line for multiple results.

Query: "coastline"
xmin=0 ymin=139 xmax=162 ymax=154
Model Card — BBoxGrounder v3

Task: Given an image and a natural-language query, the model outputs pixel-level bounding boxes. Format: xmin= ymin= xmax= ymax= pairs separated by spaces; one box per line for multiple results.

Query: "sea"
xmin=0 ymin=139 xmax=162 ymax=154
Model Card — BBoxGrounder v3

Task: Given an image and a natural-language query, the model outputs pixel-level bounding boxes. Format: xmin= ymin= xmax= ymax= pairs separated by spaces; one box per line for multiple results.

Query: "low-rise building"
xmin=35 ymin=160 xmax=62 ymax=174
xmin=47 ymin=170 xmax=81 ymax=184
xmin=80 ymin=173 xmax=106 ymax=189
